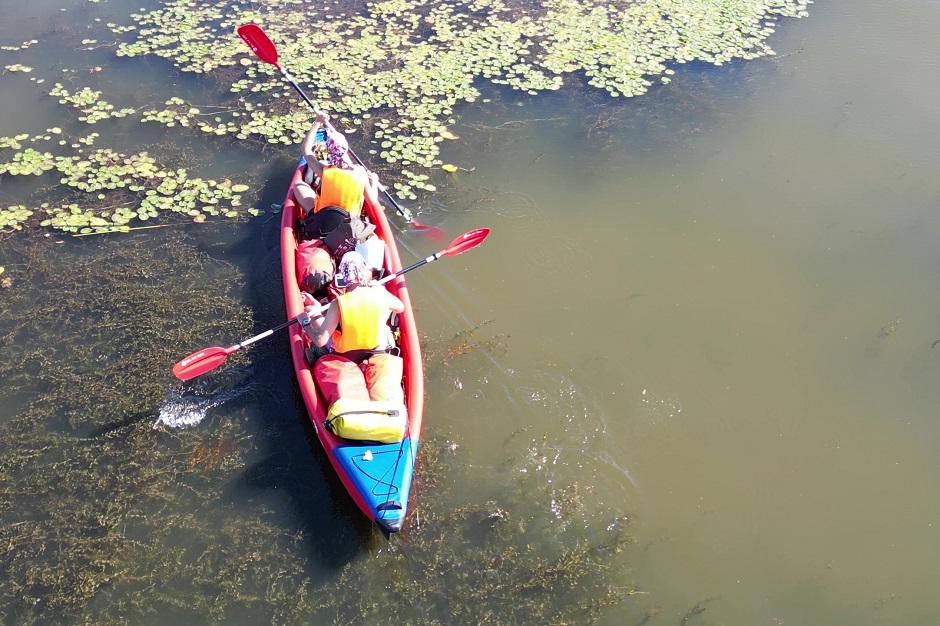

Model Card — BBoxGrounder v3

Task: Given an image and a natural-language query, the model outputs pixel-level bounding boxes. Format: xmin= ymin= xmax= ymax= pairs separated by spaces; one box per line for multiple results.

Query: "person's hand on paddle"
xmin=297 ymin=303 xmax=327 ymax=329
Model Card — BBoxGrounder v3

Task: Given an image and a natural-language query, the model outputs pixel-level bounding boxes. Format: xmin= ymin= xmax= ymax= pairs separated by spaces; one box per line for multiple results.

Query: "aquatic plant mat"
xmin=0 ymin=231 xmax=639 ymax=623
xmin=0 ymin=240 xmax=629 ymax=625
xmin=1 ymin=0 xmax=810 ymax=235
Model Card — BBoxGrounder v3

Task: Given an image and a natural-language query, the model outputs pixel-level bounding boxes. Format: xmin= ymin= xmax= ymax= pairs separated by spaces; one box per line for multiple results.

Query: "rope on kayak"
xmin=379 ymin=416 xmax=411 ymax=510
xmin=350 ymin=448 xmax=402 ymax=495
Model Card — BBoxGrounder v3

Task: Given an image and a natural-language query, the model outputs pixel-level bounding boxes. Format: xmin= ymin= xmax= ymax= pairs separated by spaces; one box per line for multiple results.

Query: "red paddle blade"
xmin=237 ymin=23 xmax=279 ymax=67
xmin=442 ymin=228 xmax=490 ymax=256
xmin=173 ymin=346 xmax=233 ymax=381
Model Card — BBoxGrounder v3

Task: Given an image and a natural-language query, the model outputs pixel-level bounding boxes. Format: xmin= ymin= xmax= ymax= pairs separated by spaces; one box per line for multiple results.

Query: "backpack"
xmin=300 ymin=205 xmax=349 ymax=241
xmin=300 ymin=205 xmax=375 ymax=260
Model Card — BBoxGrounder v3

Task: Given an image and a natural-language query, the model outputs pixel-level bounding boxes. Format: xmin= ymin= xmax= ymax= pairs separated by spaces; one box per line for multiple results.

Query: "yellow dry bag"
xmin=324 ymin=398 xmax=407 ymax=443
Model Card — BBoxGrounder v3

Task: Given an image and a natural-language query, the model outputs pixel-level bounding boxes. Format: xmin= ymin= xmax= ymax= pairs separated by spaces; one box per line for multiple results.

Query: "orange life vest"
xmin=315 ymin=166 xmax=367 ymax=217
xmin=332 ymin=287 xmax=387 ymax=353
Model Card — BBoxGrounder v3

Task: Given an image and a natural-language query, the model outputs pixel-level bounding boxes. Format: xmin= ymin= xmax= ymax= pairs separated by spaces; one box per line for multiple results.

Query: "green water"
xmin=3 ymin=0 xmax=940 ymax=624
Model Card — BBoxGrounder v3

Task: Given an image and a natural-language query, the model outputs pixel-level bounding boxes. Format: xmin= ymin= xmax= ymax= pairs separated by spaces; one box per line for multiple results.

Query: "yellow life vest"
xmin=332 ymin=287 xmax=386 ymax=353
xmin=315 ymin=166 xmax=366 ymax=217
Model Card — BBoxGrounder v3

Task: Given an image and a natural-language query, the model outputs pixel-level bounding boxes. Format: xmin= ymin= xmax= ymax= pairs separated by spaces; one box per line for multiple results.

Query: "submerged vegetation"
xmin=0 ymin=233 xmax=253 ymax=619
xmin=0 ymin=230 xmax=633 ymax=622
xmin=0 ymin=0 xmax=810 ymax=235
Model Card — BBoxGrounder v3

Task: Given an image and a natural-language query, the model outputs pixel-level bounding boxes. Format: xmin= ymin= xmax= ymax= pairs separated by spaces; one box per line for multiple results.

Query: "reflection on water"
xmin=637 ymin=388 xmax=684 ymax=421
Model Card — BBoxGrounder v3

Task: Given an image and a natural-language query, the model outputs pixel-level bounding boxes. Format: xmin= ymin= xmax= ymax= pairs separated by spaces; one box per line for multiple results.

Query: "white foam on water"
xmin=153 ymin=400 xmax=211 ymax=429
xmin=153 ymin=369 xmax=255 ymax=430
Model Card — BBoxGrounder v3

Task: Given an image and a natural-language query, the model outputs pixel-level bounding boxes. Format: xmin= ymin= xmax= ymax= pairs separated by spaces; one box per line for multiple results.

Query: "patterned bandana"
xmin=325 ymin=131 xmax=352 ymax=168
xmin=338 ymin=251 xmax=369 ymax=286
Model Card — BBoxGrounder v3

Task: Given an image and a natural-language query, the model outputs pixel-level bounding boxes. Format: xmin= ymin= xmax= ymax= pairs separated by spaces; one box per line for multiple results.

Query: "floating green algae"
xmin=3 ymin=63 xmax=34 ymax=73
xmin=0 ymin=39 xmax=39 ymax=52
xmin=49 ymin=83 xmax=137 ymax=124
xmin=110 ymin=0 xmax=811 ymax=187
xmin=0 ymin=131 xmax=258 ymax=234
xmin=0 ymin=0 xmax=810 ymax=234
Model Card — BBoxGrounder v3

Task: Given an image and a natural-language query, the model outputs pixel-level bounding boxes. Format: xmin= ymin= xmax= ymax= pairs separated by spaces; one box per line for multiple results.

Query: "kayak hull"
xmin=279 ymin=160 xmax=424 ymax=533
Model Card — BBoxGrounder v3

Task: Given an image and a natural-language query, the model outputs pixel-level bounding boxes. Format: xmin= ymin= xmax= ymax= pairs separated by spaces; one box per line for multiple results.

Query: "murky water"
xmin=2 ymin=0 xmax=940 ymax=624
xmin=418 ymin=1 xmax=940 ymax=623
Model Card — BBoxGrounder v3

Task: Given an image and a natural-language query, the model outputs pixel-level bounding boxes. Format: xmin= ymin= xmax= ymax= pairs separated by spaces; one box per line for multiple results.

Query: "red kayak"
xmin=280 ymin=158 xmax=424 ymax=535
xmin=176 ymin=23 xmax=487 ymax=535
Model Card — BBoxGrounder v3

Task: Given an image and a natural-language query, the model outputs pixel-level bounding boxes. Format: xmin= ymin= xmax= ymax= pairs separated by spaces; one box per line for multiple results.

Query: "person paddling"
xmin=293 ymin=112 xmax=379 ymax=218
xmin=298 ymin=252 xmax=405 ymax=404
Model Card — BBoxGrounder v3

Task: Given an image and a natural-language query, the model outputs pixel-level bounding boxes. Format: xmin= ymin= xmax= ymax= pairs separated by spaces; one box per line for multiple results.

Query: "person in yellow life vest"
xmin=293 ymin=112 xmax=379 ymax=218
xmin=298 ymin=252 xmax=405 ymax=404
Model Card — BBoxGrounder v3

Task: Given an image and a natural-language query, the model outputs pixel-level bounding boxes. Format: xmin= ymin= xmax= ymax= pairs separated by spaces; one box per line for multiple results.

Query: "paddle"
xmin=236 ymin=22 xmax=445 ymax=240
xmin=376 ymin=227 xmax=489 ymax=285
xmin=173 ymin=228 xmax=490 ymax=380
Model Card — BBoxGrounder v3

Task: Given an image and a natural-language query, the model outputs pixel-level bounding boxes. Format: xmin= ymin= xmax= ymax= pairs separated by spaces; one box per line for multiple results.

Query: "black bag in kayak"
xmin=300 ymin=205 xmax=349 ymax=241
xmin=300 ymin=205 xmax=376 ymax=261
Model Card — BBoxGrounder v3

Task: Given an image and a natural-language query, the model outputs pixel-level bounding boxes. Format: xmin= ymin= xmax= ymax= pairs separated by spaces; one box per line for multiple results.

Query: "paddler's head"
xmin=325 ymin=131 xmax=351 ymax=168
xmin=337 ymin=251 xmax=369 ymax=288
xmin=301 ymin=271 xmax=331 ymax=297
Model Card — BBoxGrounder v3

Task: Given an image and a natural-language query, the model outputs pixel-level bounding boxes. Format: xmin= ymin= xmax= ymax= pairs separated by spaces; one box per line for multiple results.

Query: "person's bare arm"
xmin=363 ymin=170 xmax=381 ymax=209
xmin=384 ymin=289 xmax=405 ymax=315
xmin=302 ymin=113 xmax=328 ymax=180
xmin=311 ymin=301 xmax=340 ymax=347
xmin=299 ymin=301 xmax=339 ymax=347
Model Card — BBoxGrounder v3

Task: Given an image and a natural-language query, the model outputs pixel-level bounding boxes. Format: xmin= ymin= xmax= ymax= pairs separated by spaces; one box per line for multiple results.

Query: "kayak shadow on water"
xmin=215 ymin=156 xmax=379 ymax=575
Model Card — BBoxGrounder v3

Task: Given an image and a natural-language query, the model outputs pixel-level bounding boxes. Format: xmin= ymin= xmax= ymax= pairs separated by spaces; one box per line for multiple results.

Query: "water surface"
xmin=421 ymin=2 xmax=940 ymax=623
xmin=2 ymin=0 xmax=940 ymax=624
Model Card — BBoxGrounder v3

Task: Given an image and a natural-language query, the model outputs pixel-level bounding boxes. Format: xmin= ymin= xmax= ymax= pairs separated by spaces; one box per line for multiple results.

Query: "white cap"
xmin=355 ymin=235 xmax=385 ymax=270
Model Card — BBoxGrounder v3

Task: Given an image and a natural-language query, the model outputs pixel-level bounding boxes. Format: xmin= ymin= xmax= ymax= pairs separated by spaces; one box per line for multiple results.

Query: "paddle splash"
xmin=154 ymin=368 xmax=255 ymax=429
